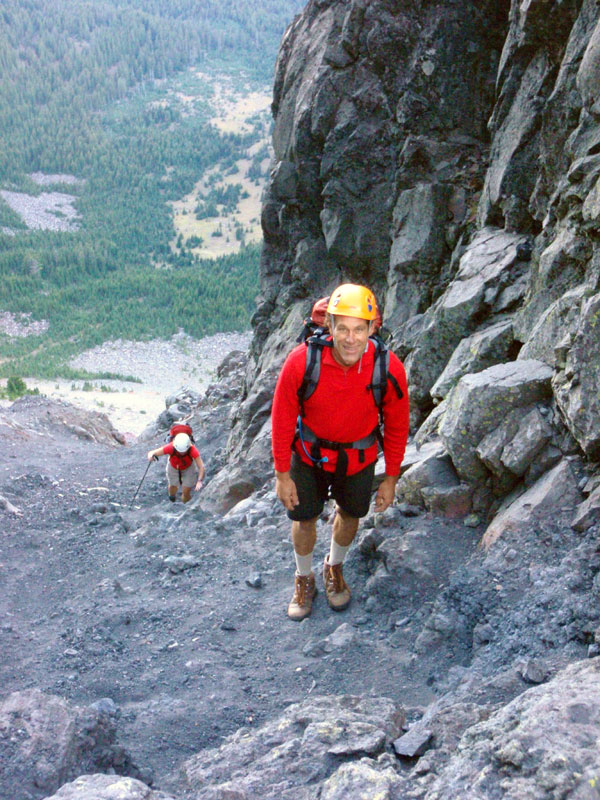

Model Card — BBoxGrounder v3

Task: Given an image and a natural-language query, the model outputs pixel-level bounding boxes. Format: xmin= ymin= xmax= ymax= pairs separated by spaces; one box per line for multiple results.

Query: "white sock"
xmin=329 ymin=539 xmax=350 ymax=566
xmin=294 ymin=551 xmax=313 ymax=576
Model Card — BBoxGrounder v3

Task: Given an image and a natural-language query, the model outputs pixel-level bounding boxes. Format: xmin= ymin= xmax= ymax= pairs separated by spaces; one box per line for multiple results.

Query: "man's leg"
xmin=286 ymin=454 xmax=328 ymax=621
xmin=180 ymin=465 xmax=197 ymax=503
xmin=323 ymin=507 xmax=357 ymax=611
xmin=323 ymin=462 xmax=375 ymax=611
xmin=288 ymin=517 xmax=318 ymax=621
xmin=166 ymin=463 xmax=178 ymax=502
xmin=331 ymin=506 xmax=359 ymax=551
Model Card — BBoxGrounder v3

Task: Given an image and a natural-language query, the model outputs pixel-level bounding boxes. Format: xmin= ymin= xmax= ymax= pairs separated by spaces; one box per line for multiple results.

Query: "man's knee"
xmin=336 ymin=505 xmax=357 ymax=521
xmin=292 ymin=517 xmax=318 ymax=554
xmin=333 ymin=506 xmax=359 ymax=545
xmin=297 ymin=516 xmax=318 ymax=533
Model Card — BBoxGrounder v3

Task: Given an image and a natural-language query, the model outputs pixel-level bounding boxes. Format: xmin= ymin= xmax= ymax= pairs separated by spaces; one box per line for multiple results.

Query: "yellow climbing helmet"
xmin=326 ymin=283 xmax=377 ymax=321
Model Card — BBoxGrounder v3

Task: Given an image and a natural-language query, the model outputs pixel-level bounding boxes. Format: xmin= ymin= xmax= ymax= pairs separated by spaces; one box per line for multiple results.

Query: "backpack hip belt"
xmin=296 ymin=418 xmax=377 ymax=452
xmin=294 ymin=417 xmax=378 ymax=478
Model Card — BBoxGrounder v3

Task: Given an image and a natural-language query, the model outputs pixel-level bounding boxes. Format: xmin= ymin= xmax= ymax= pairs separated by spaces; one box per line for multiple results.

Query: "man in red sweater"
xmin=272 ymin=284 xmax=409 ymax=621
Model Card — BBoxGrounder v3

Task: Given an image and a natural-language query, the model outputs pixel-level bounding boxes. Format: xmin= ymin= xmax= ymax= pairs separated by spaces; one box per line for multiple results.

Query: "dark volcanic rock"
xmin=0 ymin=689 xmax=141 ymax=799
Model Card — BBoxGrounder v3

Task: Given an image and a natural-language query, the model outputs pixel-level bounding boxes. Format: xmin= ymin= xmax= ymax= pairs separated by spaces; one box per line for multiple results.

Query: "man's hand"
xmin=147 ymin=450 xmax=158 ymax=462
xmin=275 ymin=471 xmax=299 ymax=511
xmin=374 ymin=475 xmax=397 ymax=513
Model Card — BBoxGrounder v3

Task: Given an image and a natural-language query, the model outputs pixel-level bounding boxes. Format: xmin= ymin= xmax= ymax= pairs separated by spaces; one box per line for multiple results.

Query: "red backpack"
xmin=167 ymin=423 xmax=194 ymax=444
xmin=165 ymin=423 xmax=195 ymax=469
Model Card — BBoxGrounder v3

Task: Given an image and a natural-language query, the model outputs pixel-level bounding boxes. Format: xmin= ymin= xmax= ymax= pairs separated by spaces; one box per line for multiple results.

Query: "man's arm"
xmin=375 ymin=474 xmax=398 ymax=512
xmin=271 ymin=347 xmax=303 ymax=475
xmin=194 ymin=454 xmax=205 ymax=486
xmin=275 ymin=470 xmax=299 ymax=511
xmin=381 ymin=354 xmax=410 ymax=476
xmin=375 ymin=354 xmax=409 ymax=512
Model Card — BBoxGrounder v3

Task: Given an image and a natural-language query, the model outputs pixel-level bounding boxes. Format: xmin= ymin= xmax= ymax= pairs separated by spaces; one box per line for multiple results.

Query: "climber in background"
xmin=147 ymin=423 xmax=205 ymax=503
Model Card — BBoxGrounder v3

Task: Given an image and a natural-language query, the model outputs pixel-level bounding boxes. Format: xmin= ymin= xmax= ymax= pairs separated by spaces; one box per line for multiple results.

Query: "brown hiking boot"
xmin=287 ymin=572 xmax=317 ymax=621
xmin=323 ymin=556 xmax=351 ymax=611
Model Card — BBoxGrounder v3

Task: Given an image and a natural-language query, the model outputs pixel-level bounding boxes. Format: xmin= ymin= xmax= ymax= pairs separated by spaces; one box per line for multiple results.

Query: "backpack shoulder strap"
xmin=387 ymin=370 xmax=404 ymax=401
xmin=297 ymin=332 xmax=332 ymax=415
xmin=367 ymin=338 xmax=404 ymax=450
xmin=368 ymin=336 xmax=389 ymax=413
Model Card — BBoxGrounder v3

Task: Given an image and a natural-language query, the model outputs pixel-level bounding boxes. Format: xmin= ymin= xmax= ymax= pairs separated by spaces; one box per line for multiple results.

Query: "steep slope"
xmin=210 ymin=0 xmax=599 ymax=536
xmin=5 ymin=1 xmax=600 ymax=798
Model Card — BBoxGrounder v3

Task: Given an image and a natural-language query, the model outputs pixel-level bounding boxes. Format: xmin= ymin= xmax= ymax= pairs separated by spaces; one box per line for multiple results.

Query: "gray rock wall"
xmin=217 ymin=0 xmax=600 ymax=519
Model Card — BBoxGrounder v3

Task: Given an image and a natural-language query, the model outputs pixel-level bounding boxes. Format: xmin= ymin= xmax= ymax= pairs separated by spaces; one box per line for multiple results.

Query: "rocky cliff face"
xmin=210 ymin=0 xmax=600 ymax=534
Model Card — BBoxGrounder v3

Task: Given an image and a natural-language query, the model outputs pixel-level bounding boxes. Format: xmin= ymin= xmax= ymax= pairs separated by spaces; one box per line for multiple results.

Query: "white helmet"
xmin=173 ymin=432 xmax=191 ymax=453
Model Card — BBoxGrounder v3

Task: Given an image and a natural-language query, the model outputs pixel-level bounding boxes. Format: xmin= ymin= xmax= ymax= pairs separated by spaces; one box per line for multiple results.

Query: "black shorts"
xmin=287 ymin=452 xmax=376 ymax=522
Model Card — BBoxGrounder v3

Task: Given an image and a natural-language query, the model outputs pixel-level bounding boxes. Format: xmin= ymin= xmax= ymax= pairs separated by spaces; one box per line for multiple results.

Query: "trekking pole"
xmin=129 ymin=456 xmax=158 ymax=509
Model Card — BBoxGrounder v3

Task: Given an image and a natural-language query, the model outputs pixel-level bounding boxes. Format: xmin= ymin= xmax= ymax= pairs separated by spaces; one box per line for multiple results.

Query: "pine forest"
xmin=0 ymin=0 xmax=304 ymax=378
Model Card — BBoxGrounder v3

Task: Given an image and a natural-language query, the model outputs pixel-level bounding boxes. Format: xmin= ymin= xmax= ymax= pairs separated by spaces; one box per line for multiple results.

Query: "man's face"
xmin=329 ymin=314 xmax=373 ymax=367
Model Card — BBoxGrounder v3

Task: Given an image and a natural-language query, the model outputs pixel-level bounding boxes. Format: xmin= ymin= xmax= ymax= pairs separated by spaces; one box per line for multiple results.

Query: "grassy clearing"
xmin=170 ymin=75 xmax=272 ymax=259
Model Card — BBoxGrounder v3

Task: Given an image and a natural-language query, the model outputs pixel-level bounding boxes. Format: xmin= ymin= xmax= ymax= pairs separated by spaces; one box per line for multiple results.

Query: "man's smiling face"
xmin=329 ymin=314 xmax=373 ymax=367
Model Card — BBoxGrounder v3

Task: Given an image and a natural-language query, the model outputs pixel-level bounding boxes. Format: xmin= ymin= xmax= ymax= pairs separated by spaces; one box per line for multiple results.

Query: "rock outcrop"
xmin=180 ymin=694 xmax=405 ymax=799
xmin=418 ymin=658 xmax=600 ymax=799
xmin=0 ymin=690 xmax=141 ymax=799
xmin=213 ymin=0 xmax=600 ymax=535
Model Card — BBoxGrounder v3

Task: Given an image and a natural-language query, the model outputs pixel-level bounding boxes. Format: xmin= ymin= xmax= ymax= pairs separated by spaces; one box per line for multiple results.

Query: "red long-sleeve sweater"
xmin=272 ymin=339 xmax=409 ymax=476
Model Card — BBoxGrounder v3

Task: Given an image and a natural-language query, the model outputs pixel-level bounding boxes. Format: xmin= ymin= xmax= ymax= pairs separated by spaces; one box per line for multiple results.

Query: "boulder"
xmin=399 ymin=439 xmax=447 ymax=474
xmin=320 ymin=759 xmax=405 ymax=799
xmin=414 ymin=402 xmax=448 ymax=447
xmin=43 ymin=775 xmax=174 ymax=800
xmin=164 ymin=386 xmax=202 ymax=412
xmin=476 ymin=405 xmax=553 ymax=496
xmin=431 ymin=320 xmax=515 ymax=400
xmin=439 ymin=360 xmax=553 ymax=485
xmin=401 ymin=227 xmax=528 ymax=410
xmin=396 ymin=448 xmax=472 ymax=517
xmin=396 ymin=445 xmax=458 ymax=507
xmin=180 ymin=695 xmax=404 ymax=798
xmin=0 ymin=690 xmax=139 ymax=800
xmin=392 ymin=725 xmax=433 ymax=758
xmin=420 ymin=483 xmax=473 ymax=519
xmin=423 ymin=658 xmax=600 ymax=799
xmin=572 ymin=484 xmax=600 ymax=533
xmin=517 ymin=287 xmax=585 ymax=367
xmin=481 ymin=460 xmax=582 ymax=550
xmin=515 ymin=228 xmax=593 ymax=346
xmin=553 ymin=291 xmax=600 ymax=460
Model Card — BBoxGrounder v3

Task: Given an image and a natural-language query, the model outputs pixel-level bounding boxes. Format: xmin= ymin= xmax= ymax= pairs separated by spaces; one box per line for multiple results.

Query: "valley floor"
xmin=1 ymin=330 xmax=251 ymax=437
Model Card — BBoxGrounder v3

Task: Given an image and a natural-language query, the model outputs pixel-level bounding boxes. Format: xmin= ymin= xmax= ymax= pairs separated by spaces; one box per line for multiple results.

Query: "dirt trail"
xmin=0 ymin=394 xmax=479 ymax=793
